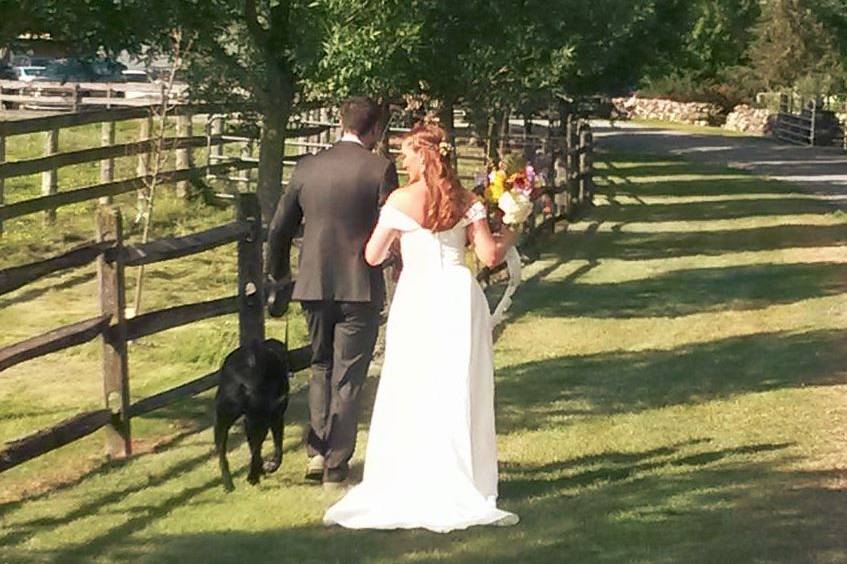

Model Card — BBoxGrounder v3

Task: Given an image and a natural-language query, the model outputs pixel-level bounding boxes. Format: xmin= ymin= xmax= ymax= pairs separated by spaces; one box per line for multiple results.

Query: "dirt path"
xmin=594 ymin=120 xmax=847 ymax=209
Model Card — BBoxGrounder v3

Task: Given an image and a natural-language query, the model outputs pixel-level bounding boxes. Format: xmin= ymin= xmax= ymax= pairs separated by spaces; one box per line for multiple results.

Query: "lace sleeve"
xmin=378 ymin=205 xmax=420 ymax=232
xmin=462 ymin=201 xmax=487 ymax=226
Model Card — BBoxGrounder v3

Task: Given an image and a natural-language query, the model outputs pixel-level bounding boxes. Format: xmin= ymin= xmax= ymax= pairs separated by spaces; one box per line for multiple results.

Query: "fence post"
xmin=236 ymin=193 xmax=265 ymax=348
xmin=809 ymin=100 xmax=817 ymax=146
xmin=565 ymin=116 xmax=577 ymax=216
xmin=71 ymin=84 xmax=81 ymax=113
xmin=42 ymin=128 xmax=59 ymax=224
xmin=0 ymin=132 xmax=4 ymax=237
xmin=96 ymin=207 xmax=131 ymax=458
xmin=176 ymin=111 xmax=193 ymax=197
xmin=136 ymin=116 xmax=152 ymax=214
xmin=579 ymin=126 xmax=593 ymax=205
xmin=319 ymin=107 xmax=331 ymax=146
xmin=240 ymin=139 xmax=253 ymax=192
xmin=210 ymin=115 xmax=224 ymax=163
xmin=99 ymin=120 xmax=116 ymax=204
xmin=136 ymin=116 xmax=152 ymax=177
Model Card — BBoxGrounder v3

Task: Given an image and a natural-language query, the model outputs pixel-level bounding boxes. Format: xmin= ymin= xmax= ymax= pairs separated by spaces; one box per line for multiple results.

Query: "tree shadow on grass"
xmin=596 ymin=196 xmax=838 ymax=223
xmin=0 ymin=366 xmax=318 ymax=517
xmin=7 ymin=442 xmax=844 ymax=564
xmin=547 ymin=224 xmax=847 ymax=262
xmin=0 ymin=270 xmax=96 ymax=309
xmin=508 ymin=261 xmax=847 ymax=320
xmin=494 ymin=329 xmax=847 ymax=433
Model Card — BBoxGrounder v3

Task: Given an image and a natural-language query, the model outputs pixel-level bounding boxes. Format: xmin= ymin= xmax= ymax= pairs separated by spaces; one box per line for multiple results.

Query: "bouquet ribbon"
xmin=490 ymin=246 xmax=522 ymax=328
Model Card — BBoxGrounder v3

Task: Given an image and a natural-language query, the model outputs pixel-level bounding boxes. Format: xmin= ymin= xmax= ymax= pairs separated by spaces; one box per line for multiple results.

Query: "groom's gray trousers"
xmin=302 ymin=300 xmax=381 ymax=471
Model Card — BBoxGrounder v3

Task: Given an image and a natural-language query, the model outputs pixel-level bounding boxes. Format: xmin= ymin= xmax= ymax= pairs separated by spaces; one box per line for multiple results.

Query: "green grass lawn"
xmin=1 ymin=138 xmax=846 ymax=562
xmin=628 ymin=118 xmax=762 ymax=137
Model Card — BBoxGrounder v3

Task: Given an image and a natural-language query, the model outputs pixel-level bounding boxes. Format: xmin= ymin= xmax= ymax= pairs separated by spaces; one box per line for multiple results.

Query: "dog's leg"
xmin=244 ymin=416 xmax=268 ymax=486
xmin=264 ymin=401 xmax=287 ymax=474
xmin=215 ymin=411 xmax=238 ymax=493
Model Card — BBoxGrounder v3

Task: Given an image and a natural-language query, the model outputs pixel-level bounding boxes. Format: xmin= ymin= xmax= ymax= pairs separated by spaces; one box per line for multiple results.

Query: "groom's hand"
xmin=265 ymin=275 xmax=294 ymax=318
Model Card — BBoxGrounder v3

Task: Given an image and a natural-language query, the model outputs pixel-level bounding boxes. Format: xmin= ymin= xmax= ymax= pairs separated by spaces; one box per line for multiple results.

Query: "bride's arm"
xmin=467 ymin=219 xmax=517 ymax=268
xmin=365 ymin=224 xmax=399 ymax=266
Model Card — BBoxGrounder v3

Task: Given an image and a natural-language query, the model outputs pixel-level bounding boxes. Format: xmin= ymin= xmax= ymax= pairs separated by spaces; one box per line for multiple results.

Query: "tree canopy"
xmin=5 ymin=0 xmax=846 ymax=212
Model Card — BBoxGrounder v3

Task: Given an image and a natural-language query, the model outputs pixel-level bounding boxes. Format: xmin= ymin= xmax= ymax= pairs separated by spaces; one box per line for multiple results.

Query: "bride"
xmin=323 ymin=123 xmax=519 ymax=532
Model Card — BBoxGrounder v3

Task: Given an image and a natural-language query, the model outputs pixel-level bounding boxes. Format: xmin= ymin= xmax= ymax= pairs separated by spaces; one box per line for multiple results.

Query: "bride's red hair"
xmin=403 ymin=123 xmax=469 ymax=232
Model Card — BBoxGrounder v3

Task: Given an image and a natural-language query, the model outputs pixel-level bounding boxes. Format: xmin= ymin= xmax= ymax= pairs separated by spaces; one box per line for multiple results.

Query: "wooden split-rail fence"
xmin=0 ymin=79 xmax=187 ymax=112
xmin=0 ymin=192 xmax=316 ymax=472
xmin=0 ymin=106 xmax=594 ymax=473
xmin=0 ymin=105 xmax=332 ymax=236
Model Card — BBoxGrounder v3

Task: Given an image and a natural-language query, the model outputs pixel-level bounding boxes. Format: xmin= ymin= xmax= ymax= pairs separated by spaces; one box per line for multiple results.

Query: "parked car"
xmin=41 ymin=58 xmax=127 ymax=83
xmin=14 ymin=66 xmax=47 ymax=82
xmin=121 ymin=69 xmax=151 ymax=83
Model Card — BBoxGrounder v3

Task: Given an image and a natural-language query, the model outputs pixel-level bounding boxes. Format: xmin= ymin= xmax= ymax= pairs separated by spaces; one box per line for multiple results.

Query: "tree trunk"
xmin=256 ymin=105 xmax=289 ymax=222
xmin=374 ymin=97 xmax=392 ymax=158
xmin=486 ymin=110 xmax=500 ymax=161
xmin=498 ymin=108 xmax=511 ymax=158
xmin=524 ymin=114 xmax=533 ymax=136
xmin=438 ymin=97 xmax=456 ymax=167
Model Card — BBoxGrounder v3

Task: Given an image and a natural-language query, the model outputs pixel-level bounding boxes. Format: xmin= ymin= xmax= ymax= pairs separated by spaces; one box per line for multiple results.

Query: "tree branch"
xmin=207 ymin=36 xmax=251 ymax=84
xmin=244 ymin=0 xmax=271 ymax=51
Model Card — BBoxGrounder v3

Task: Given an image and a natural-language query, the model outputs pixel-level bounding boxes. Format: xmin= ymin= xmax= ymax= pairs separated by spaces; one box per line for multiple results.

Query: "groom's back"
xmin=291 ymin=141 xmax=396 ymax=304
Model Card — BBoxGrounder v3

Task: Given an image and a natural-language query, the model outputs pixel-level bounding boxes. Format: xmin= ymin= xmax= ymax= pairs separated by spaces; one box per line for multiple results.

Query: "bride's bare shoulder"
xmin=385 ymin=183 xmax=426 ymax=222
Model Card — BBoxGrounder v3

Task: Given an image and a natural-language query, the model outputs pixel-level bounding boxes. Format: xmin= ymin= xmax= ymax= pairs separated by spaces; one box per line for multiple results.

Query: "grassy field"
xmin=1 ymin=127 xmax=846 ymax=562
xmin=628 ymin=118 xmax=760 ymax=137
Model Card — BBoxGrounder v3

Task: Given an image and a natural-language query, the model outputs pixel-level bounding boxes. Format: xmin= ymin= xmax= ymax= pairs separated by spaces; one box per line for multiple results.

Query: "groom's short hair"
xmin=340 ymin=97 xmax=381 ymax=136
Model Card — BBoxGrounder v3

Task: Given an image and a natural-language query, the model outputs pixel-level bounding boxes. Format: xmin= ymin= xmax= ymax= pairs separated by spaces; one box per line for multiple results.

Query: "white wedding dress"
xmin=323 ymin=201 xmax=517 ymax=533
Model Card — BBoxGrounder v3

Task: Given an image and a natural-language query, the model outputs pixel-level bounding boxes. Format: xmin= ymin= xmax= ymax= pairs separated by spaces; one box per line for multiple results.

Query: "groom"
xmin=266 ymin=97 xmax=398 ymax=489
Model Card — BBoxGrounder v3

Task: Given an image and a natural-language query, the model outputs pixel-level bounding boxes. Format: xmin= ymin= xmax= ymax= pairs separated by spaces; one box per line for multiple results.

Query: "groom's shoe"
xmin=305 ymin=454 xmax=325 ymax=482
xmin=322 ymin=466 xmax=349 ymax=491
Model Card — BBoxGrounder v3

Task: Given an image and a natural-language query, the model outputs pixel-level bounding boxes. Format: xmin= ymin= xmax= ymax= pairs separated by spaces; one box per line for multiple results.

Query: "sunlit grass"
xmin=628 ymin=118 xmax=762 ymax=138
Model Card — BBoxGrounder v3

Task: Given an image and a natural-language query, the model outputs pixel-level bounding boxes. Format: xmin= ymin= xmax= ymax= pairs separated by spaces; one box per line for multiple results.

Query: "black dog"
xmin=214 ymin=338 xmax=290 ymax=492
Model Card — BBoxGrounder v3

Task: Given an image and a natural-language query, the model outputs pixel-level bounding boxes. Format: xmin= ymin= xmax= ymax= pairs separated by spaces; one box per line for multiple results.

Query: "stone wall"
xmin=723 ymin=104 xmax=775 ymax=135
xmin=612 ymin=96 xmax=724 ymax=126
xmin=612 ymin=95 xmax=781 ymax=136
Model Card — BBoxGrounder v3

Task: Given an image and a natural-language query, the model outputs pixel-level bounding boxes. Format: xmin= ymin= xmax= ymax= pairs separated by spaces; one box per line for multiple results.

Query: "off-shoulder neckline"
xmin=383 ymin=201 xmax=484 ymax=233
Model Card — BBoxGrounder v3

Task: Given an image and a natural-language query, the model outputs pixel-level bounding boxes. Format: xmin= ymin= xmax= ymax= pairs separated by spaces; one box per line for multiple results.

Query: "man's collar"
xmin=339 ymin=132 xmax=365 ymax=147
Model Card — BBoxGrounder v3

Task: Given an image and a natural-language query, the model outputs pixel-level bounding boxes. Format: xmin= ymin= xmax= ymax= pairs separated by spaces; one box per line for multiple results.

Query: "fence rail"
xmin=0 ymin=314 xmax=112 ymax=372
xmin=0 ymin=409 xmax=113 ymax=473
xmin=0 ymin=160 xmax=256 ymax=222
xmin=774 ymin=92 xmax=847 ymax=150
xmin=0 ymin=240 xmax=109 ymax=295
xmin=0 ymin=79 xmax=187 ymax=112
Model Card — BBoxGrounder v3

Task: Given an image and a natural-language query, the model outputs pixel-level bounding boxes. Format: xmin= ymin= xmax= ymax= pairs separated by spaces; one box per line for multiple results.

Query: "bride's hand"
xmin=494 ymin=227 xmax=518 ymax=247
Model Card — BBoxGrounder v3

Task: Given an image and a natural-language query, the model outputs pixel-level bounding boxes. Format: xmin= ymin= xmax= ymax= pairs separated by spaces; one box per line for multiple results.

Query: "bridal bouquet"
xmin=479 ymin=154 xmax=540 ymax=328
xmin=482 ymin=154 xmax=541 ymax=231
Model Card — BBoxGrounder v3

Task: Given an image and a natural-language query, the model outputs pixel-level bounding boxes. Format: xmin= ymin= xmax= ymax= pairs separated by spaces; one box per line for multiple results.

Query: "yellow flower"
xmin=485 ymin=170 xmax=507 ymax=203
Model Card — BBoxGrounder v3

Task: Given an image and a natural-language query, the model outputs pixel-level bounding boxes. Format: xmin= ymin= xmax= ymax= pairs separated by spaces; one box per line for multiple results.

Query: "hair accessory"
xmin=438 ymin=141 xmax=454 ymax=158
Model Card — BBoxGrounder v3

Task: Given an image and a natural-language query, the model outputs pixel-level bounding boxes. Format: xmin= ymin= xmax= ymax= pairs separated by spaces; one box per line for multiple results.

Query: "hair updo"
xmin=403 ymin=123 xmax=469 ymax=232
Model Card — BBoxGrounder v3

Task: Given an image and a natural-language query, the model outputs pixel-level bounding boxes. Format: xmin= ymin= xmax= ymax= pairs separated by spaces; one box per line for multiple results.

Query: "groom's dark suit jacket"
xmin=266 ymin=141 xmax=399 ymax=305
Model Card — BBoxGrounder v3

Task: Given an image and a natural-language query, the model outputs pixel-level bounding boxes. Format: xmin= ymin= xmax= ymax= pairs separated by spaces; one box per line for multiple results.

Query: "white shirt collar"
xmin=339 ymin=132 xmax=365 ymax=147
